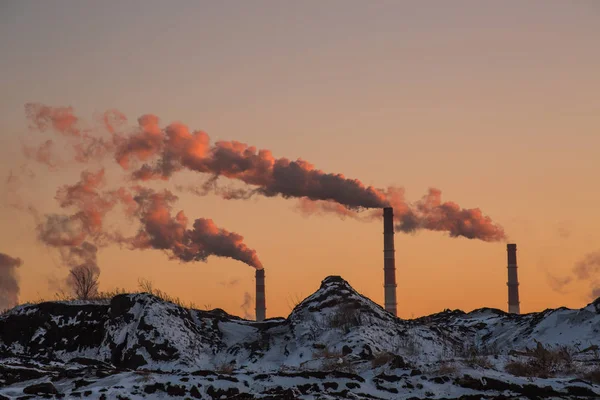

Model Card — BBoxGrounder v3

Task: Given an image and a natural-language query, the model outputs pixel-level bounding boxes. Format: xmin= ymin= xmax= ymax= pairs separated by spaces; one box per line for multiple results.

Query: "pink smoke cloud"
xmin=125 ymin=188 xmax=263 ymax=269
xmin=22 ymin=103 xmax=505 ymax=243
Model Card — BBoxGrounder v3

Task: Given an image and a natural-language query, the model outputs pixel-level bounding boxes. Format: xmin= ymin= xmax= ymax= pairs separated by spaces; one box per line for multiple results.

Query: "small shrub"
xmin=505 ymin=360 xmax=533 ymax=377
xmin=327 ymin=304 xmax=363 ymax=333
xmin=505 ymin=343 xmax=576 ymax=378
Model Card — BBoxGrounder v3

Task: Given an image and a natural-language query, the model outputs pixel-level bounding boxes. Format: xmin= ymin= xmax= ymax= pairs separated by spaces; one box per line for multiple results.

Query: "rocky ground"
xmin=1 ymin=276 xmax=599 ymax=399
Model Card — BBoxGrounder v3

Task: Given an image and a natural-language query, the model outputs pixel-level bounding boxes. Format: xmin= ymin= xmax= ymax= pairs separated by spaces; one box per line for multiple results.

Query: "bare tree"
xmin=138 ymin=278 xmax=154 ymax=293
xmin=68 ymin=264 xmax=100 ymax=300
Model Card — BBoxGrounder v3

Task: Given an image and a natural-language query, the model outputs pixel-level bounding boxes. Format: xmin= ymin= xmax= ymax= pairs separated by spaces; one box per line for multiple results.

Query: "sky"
xmin=0 ymin=0 xmax=599 ymax=318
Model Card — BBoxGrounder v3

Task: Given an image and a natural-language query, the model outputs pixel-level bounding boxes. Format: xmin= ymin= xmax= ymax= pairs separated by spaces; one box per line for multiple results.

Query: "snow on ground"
xmin=1 ymin=275 xmax=599 ymax=399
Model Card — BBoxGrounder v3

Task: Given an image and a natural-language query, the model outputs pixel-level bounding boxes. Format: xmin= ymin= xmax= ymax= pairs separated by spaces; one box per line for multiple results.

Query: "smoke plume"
xmin=25 ymin=103 xmax=121 ymax=165
xmin=126 ymin=188 xmax=262 ymax=268
xmin=573 ymin=252 xmax=600 ymax=280
xmin=296 ymin=198 xmax=367 ymax=220
xmin=574 ymin=251 xmax=600 ymax=300
xmin=116 ymin=120 xmax=503 ymax=240
xmin=23 ymin=140 xmax=60 ymax=169
xmin=404 ymin=188 xmax=506 ymax=242
xmin=36 ymin=169 xmax=120 ymax=247
xmin=297 ymin=188 xmax=505 ymax=242
xmin=26 ymin=103 xmax=81 ymax=137
xmin=118 ymin=125 xmax=388 ymax=209
xmin=0 ymin=253 xmax=23 ymax=310
xmin=116 ymin=114 xmax=164 ymax=169
xmin=23 ymin=103 xmax=505 ymax=242
xmin=548 ymin=251 xmax=600 ymax=300
xmin=546 ymin=273 xmax=573 ymax=294
xmin=240 ymin=291 xmax=253 ymax=319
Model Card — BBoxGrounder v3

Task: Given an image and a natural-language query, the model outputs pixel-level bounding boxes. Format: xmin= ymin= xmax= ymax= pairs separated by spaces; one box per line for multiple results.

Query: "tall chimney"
xmin=383 ymin=207 xmax=397 ymax=316
xmin=255 ymin=269 xmax=266 ymax=321
xmin=507 ymin=243 xmax=520 ymax=314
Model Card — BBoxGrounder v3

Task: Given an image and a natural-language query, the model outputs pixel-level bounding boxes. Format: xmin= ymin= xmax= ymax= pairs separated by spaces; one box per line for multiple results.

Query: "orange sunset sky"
xmin=0 ymin=1 xmax=599 ymax=319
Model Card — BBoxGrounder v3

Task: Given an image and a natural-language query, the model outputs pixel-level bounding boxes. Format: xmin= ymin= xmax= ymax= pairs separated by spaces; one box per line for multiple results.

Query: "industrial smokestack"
xmin=507 ymin=243 xmax=520 ymax=314
xmin=255 ymin=269 xmax=266 ymax=321
xmin=383 ymin=207 xmax=397 ymax=316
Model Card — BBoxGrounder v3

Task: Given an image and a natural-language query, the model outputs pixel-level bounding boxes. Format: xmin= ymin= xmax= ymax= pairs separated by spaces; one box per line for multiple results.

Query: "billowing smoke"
xmin=240 ymin=291 xmax=253 ymax=319
xmin=402 ymin=188 xmax=506 ymax=242
xmin=23 ymin=103 xmax=505 ymax=242
xmin=36 ymin=213 xmax=89 ymax=247
xmin=573 ymin=252 xmax=600 ymax=280
xmin=296 ymin=188 xmax=505 ymax=242
xmin=546 ymin=273 xmax=572 ymax=294
xmin=26 ymin=103 xmax=81 ymax=137
xmin=36 ymin=169 xmax=119 ymax=247
xmin=18 ymin=105 xmax=264 ymax=306
xmin=296 ymin=198 xmax=366 ymax=220
xmin=126 ymin=188 xmax=262 ymax=268
xmin=574 ymin=251 xmax=600 ymax=300
xmin=25 ymin=103 xmax=122 ymax=165
xmin=548 ymin=251 xmax=600 ymax=300
xmin=115 ymin=114 xmax=164 ymax=169
xmin=121 ymin=127 xmax=387 ymax=209
xmin=0 ymin=253 xmax=23 ymax=310
xmin=23 ymin=140 xmax=60 ymax=169
xmin=115 ymin=120 xmax=502 ymax=241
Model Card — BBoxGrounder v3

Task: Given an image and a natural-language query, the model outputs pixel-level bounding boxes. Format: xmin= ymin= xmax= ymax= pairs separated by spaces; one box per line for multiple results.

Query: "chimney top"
xmin=507 ymin=243 xmax=517 ymax=251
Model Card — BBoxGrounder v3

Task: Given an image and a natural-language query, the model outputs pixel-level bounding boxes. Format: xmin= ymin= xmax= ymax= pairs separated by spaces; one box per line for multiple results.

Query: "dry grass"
xmin=137 ymin=278 xmax=198 ymax=309
xmin=8 ymin=279 xmax=200 ymax=312
xmin=54 ymin=287 xmax=129 ymax=303
xmin=505 ymin=342 xmax=575 ymax=378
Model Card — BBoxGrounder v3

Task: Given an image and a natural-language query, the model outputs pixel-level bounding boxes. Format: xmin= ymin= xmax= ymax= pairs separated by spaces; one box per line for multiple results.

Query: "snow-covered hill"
xmin=1 ymin=276 xmax=599 ymax=399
